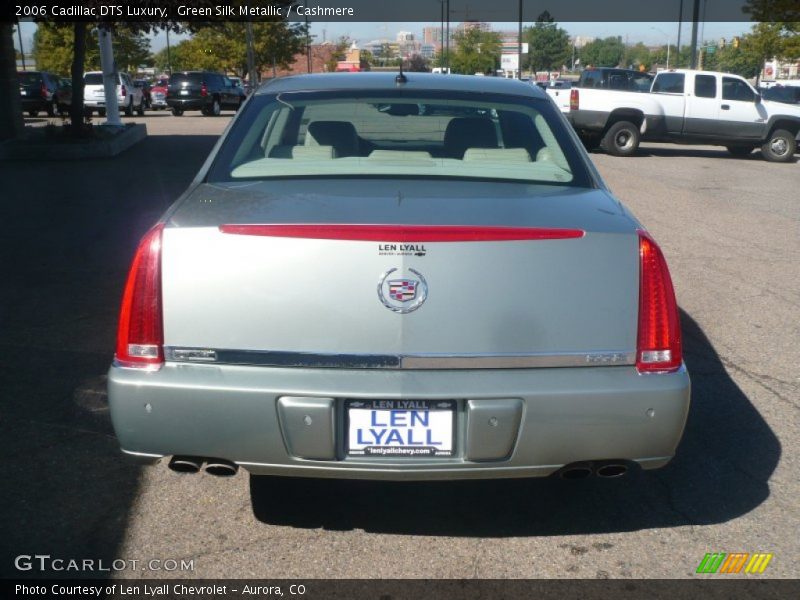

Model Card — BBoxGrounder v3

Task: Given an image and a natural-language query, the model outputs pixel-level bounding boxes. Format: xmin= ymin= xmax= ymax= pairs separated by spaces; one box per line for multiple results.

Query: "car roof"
xmin=257 ymin=72 xmax=546 ymax=99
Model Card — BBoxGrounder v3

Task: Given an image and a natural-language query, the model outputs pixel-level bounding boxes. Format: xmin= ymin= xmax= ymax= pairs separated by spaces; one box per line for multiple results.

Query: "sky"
xmin=15 ymin=21 xmax=755 ymax=57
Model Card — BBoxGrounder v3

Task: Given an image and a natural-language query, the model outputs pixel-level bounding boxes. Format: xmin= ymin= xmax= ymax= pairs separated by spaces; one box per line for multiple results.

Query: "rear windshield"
xmin=170 ymin=73 xmax=204 ymax=85
xmin=208 ymin=90 xmax=591 ymax=187
xmin=84 ymin=73 xmax=103 ymax=85
xmin=18 ymin=72 xmax=41 ymax=85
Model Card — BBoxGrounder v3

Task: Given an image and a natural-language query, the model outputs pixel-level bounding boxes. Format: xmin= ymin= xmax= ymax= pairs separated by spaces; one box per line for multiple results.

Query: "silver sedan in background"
xmin=108 ymin=73 xmax=689 ymax=483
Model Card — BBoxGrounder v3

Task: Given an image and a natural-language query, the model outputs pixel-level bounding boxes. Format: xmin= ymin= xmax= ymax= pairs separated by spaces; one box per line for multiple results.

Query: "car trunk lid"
xmin=159 ymin=180 xmax=640 ymax=366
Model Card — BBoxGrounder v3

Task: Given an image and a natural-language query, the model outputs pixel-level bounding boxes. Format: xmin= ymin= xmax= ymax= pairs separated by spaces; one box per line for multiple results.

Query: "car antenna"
xmin=396 ymin=61 xmax=407 ymax=85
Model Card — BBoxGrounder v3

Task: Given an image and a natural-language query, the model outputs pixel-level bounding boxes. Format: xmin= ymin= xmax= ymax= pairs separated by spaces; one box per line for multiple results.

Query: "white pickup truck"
xmin=569 ymin=69 xmax=800 ymax=162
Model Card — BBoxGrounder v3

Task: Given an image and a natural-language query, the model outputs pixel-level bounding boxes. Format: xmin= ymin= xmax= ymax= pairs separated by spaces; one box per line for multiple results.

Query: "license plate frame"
xmin=345 ymin=399 xmax=456 ymax=458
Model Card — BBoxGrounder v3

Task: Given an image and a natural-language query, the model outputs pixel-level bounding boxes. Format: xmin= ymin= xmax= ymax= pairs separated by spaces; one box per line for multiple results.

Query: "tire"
xmin=761 ymin=129 xmax=796 ymax=163
xmin=124 ymin=99 xmax=133 ymax=116
xmin=98 ymin=109 xmax=106 ymax=117
xmin=171 ymin=107 xmax=183 ymax=116
xmin=207 ymin=97 xmax=221 ymax=117
xmin=46 ymin=99 xmax=56 ymax=117
xmin=136 ymin=99 xmax=145 ymax=116
xmin=726 ymin=145 xmax=754 ymax=158
xmin=28 ymin=110 xmax=38 ymax=118
xmin=601 ymin=120 xmax=640 ymax=157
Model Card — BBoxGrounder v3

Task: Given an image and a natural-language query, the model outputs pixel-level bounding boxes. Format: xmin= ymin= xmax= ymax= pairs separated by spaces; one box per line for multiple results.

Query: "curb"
xmin=0 ymin=123 xmax=148 ymax=160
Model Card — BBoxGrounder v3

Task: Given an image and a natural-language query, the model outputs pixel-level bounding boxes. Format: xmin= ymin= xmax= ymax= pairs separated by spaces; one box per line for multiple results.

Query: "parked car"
xmin=760 ymin=85 xmax=800 ymax=105
xmin=569 ymin=69 xmax=800 ymax=161
xmin=17 ymin=70 xmax=61 ymax=117
xmin=166 ymin=71 xmax=242 ymax=116
xmin=109 ymin=73 xmax=690 ymax=483
xmin=543 ymin=80 xmax=573 ymax=113
xmin=228 ymin=76 xmax=249 ymax=104
xmin=83 ymin=71 xmax=145 ymax=117
xmin=150 ymin=78 xmax=169 ymax=110
xmin=133 ymin=79 xmax=153 ymax=109
xmin=56 ymin=77 xmax=72 ymax=115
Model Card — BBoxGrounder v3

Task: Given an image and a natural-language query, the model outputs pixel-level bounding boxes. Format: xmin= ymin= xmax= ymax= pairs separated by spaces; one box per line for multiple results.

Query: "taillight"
xmin=121 ymin=85 xmax=127 ymax=97
xmin=200 ymin=83 xmax=208 ymax=97
xmin=40 ymin=83 xmax=48 ymax=99
xmin=115 ymin=224 xmax=164 ymax=369
xmin=570 ymin=88 xmax=579 ymax=110
xmin=636 ymin=230 xmax=682 ymax=373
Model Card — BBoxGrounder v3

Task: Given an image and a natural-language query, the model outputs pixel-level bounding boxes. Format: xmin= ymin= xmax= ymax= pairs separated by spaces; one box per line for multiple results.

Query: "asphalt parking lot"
xmin=1 ymin=110 xmax=798 ymax=579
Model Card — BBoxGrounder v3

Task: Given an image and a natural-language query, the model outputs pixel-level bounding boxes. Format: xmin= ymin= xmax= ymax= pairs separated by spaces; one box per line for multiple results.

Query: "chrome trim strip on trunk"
xmin=164 ymin=347 xmax=635 ymax=369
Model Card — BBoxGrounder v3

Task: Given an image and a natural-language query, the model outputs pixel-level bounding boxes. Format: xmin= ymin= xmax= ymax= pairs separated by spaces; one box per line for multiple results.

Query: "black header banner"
xmin=4 ymin=0 xmax=793 ymax=24
xmin=5 ymin=579 xmax=800 ymax=600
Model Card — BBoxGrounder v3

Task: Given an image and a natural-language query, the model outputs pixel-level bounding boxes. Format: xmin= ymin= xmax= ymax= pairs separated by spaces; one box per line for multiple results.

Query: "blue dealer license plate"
xmin=346 ymin=399 xmax=455 ymax=457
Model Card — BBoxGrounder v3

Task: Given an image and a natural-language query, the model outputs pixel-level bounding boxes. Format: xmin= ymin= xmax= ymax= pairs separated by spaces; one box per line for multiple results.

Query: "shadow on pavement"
xmin=0 ymin=134 xmax=219 ymax=577
xmin=251 ymin=310 xmax=780 ymax=536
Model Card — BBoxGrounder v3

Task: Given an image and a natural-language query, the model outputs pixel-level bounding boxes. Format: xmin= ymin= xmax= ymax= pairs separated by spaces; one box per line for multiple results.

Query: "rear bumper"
xmin=167 ymin=98 xmax=206 ymax=111
xmin=108 ymin=363 xmax=690 ymax=480
xmin=20 ymin=97 xmax=48 ymax=111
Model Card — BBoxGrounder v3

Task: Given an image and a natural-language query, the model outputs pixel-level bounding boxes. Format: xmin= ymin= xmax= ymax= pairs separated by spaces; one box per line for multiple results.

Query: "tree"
xmin=325 ymin=36 xmax=351 ymax=72
xmin=579 ymin=37 xmax=625 ymax=68
xmin=524 ymin=12 xmax=571 ymax=74
xmin=744 ymin=22 xmax=791 ymax=84
xmin=33 ymin=24 xmax=150 ymax=75
xmin=625 ymin=42 xmax=652 ymax=70
xmin=407 ymin=54 xmax=429 ymax=72
xmin=450 ymin=28 xmax=502 ymax=75
xmin=359 ymin=49 xmax=374 ymax=67
xmin=1 ymin=24 xmax=24 ymax=140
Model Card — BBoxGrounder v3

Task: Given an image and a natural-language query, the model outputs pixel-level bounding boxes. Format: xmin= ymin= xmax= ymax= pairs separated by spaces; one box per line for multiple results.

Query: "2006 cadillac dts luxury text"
xmin=108 ymin=73 xmax=690 ymax=483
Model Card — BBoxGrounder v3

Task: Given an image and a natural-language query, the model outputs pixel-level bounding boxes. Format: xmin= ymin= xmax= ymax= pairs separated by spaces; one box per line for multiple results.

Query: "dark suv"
xmin=577 ymin=67 xmax=653 ymax=93
xmin=166 ymin=71 xmax=242 ymax=116
xmin=17 ymin=71 xmax=62 ymax=117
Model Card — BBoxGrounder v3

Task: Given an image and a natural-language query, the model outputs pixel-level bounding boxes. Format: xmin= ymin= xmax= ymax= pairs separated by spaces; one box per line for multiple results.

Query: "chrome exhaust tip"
xmin=596 ymin=463 xmax=628 ymax=478
xmin=204 ymin=459 xmax=239 ymax=477
xmin=559 ymin=462 xmax=594 ymax=480
xmin=168 ymin=456 xmax=203 ymax=474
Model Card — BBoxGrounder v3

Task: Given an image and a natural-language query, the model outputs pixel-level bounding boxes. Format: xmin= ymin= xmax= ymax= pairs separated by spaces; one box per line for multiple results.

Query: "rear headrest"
xmin=306 ymin=121 xmax=359 ymax=157
xmin=463 ymin=148 xmax=531 ymax=162
xmin=443 ymin=118 xmax=498 ymax=159
xmin=270 ymin=145 xmax=337 ymax=159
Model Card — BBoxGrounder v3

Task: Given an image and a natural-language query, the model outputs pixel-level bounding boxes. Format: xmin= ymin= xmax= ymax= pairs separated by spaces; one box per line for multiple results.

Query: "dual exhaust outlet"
xmin=168 ymin=456 xmax=238 ymax=477
xmin=558 ymin=461 xmax=630 ymax=480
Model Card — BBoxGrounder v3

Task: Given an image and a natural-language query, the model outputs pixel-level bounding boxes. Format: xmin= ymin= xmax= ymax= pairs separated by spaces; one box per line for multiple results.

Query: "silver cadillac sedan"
xmin=108 ymin=73 xmax=689 ymax=481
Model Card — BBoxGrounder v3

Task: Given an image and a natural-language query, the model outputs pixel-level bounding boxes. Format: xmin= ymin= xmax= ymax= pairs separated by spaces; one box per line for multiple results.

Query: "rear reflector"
xmin=636 ymin=230 xmax=682 ymax=373
xmin=218 ymin=224 xmax=584 ymax=242
xmin=115 ymin=224 xmax=164 ymax=369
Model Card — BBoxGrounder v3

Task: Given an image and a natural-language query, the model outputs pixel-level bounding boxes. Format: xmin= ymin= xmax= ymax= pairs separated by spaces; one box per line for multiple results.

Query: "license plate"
xmin=347 ymin=399 xmax=455 ymax=457
xmin=180 ymin=90 xmax=189 ymax=95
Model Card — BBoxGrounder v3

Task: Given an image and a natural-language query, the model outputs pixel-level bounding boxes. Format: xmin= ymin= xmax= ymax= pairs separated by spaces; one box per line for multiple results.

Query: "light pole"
xmin=165 ymin=28 xmax=172 ymax=75
xmin=445 ymin=0 xmax=450 ymax=71
xmin=518 ymin=0 xmax=523 ymax=79
xmin=652 ymin=27 xmax=670 ymax=69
